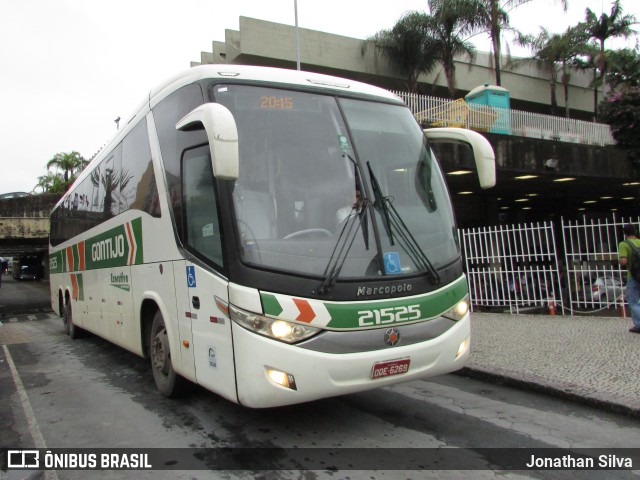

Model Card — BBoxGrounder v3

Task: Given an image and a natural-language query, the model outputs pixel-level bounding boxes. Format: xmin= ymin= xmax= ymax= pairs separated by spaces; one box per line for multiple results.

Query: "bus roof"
xmin=149 ymin=65 xmax=402 ymax=108
xmin=54 ymin=65 xmax=403 ymax=211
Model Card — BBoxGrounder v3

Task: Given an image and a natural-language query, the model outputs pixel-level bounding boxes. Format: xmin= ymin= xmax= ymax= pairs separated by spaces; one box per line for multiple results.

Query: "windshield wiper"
xmin=367 ymin=162 xmax=394 ymax=245
xmin=316 ymin=197 xmax=369 ymax=295
xmin=316 ymin=153 xmax=372 ymax=295
xmin=366 ymin=162 xmax=440 ymax=284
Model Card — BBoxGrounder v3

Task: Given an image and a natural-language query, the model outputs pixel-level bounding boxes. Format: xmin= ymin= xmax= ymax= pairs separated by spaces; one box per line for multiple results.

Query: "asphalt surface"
xmin=1 ymin=275 xmax=639 ymax=418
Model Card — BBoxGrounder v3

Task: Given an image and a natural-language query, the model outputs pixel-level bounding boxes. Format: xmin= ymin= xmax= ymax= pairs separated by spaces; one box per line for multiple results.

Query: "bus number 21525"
xmin=358 ymin=305 xmax=421 ymax=327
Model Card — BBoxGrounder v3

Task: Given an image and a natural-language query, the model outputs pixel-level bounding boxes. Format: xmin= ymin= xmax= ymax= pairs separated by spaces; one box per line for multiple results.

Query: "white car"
xmin=588 ymin=275 xmax=626 ymax=305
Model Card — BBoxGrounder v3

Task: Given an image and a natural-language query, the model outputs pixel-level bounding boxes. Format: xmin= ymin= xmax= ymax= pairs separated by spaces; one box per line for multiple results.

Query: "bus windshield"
xmin=213 ymin=84 xmax=457 ymax=281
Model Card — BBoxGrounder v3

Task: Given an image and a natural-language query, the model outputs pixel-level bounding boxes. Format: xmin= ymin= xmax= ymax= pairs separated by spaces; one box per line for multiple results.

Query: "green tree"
xmin=580 ymin=0 xmax=637 ymax=100
xmin=46 ymin=151 xmax=87 ymax=185
xmin=599 ymin=87 xmax=640 ymax=164
xmin=605 ymin=46 xmax=640 ymax=91
xmin=515 ymin=27 xmax=582 ymax=116
xmin=571 ymin=40 xmax=602 ymax=120
xmin=475 ymin=0 xmax=568 ymax=87
xmin=362 ymin=11 xmax=438 ymax=93
xmin=427 ymin=0 xmax=483 ymax=98
xmin=34 ymin=172 xmax=67 ymax=194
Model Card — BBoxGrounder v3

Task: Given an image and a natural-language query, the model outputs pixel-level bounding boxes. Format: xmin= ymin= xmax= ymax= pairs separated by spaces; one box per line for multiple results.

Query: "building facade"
xmin=191 ymin=17 xmax=638 ymax=225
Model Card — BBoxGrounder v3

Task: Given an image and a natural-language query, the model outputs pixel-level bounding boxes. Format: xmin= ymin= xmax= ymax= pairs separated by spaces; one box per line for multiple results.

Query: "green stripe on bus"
xmin=324 ymin=278 xmax=468 ymax=329
xmin=50 ymin=218 xmax=144 ymax=273
xmin=49 ymin=250 xmax=66 ymax=274
xmin=260 ymin=276 xmax=468 ymax=330
xmin=261 ymin=294 xmax=284 ymax=317
xmin=131 ymin=217 xmax=143 ymax=265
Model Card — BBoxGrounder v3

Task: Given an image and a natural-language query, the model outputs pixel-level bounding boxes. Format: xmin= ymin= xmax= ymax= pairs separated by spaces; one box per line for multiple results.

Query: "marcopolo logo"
xmin=356 ymin=282 xmax=413 ymax=298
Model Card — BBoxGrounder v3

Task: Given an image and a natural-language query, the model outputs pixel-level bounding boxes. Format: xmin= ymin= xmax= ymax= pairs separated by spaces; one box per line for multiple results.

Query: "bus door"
xmin=176 ymin=144 xmax=237 ymax=401
xmin=188 ymin=263 xmax=235 ymax=401
xmin=173 ymin=260 xmax=196 ymax=381
xmin=175 ymin=261 xmax=236 ymax=402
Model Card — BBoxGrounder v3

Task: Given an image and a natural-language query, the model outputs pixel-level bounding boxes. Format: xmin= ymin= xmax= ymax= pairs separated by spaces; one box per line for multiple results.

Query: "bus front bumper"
xmin=231 ymin=315 xmax=470 ymax=408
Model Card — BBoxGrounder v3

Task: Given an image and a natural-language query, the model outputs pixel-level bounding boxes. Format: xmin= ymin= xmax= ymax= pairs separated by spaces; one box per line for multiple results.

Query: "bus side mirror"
xmin=176 ymin=103 xmax=239 ymax=181
xmin=424 ymin=128 xmax=496 ymax=189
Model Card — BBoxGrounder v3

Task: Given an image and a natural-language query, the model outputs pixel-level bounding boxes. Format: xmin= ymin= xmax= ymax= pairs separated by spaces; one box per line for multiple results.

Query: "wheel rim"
xmin=151 ymin=327 xmax=170 ymax=376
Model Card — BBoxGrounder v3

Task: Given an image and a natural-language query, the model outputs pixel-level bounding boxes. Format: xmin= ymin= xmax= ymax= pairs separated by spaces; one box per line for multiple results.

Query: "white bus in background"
xmin=49 ymin=65 xmax=495 ymax=408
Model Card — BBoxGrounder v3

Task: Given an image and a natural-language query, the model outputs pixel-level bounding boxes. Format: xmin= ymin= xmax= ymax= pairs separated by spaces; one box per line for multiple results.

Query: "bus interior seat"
xmin=233 ymin=188 xmax=276 ymax=241
xmin=272 ymin=145 xmax=350 ymax=235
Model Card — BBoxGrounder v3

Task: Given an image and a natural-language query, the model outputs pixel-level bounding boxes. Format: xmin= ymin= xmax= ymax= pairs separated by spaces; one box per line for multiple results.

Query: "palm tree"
xmin=362 ymin=12 xmax=438 ymax=93
xmin=558 ymin=28 xmax=587 ymax=118
xmin=515 ymin=27 xmax=582 ymax=116
xmin=427 ymin=0 xmax=483 ymax=98
xmin=571 ymin=40 xmax=602 ymax=120
xmin=580 ymin=0 xmax=637 ymax=98
xmin=476 ymin=0 xmax=568 ymax=87
xmin=46 ymin=151 xmax=87 ymax=184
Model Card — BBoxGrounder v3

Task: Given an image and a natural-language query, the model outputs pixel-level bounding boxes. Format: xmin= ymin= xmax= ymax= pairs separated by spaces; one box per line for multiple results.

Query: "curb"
xmin=458 ymin=366 xmax=640 ymax=420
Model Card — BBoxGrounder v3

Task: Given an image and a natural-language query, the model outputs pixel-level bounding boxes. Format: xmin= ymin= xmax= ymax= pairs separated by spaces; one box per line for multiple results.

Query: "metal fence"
xmin=561 ymin=215 xmax=639 ymax=315
xmin=395 ymin=91 xmax=615 ymax=146
xmin=461 ymin=216 xmax=638 ymax=315
xmin=461 ymin=221 xmax=562 ymax=314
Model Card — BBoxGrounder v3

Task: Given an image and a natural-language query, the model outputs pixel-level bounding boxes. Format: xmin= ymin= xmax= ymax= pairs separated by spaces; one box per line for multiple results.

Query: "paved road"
xmin=2 ymin=312 xmax=640 ymax=479
xmin=0 ymin=275 xmax=51 ymax=319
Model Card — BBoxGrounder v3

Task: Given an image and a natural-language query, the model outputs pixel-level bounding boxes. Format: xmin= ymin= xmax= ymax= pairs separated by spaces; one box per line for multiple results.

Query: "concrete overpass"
xmin=0 ymin=193 xmax=60 ymax=258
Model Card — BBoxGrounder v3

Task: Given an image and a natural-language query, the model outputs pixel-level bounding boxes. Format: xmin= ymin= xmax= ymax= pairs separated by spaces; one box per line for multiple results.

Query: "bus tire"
xmin=149 ymin=311 xmax=187 ymax=398
xmin=62 ymin=302 xmax=70 ymax=335
xmin=64 ymin=302 xmax=82 ymax=339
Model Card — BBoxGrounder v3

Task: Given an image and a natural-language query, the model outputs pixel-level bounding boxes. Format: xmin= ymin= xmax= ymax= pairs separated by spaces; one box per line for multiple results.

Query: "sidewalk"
xmin=463 ymin=311 xmax=640 ymax=417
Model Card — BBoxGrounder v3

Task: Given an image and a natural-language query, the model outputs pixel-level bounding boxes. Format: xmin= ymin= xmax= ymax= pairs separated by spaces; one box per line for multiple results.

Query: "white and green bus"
xmin=49 ymin=65 xmax=495 ymax=408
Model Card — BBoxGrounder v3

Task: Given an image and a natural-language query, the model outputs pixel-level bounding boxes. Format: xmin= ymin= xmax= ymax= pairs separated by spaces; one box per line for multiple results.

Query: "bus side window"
xmin=121 ymin=118 xmax=160 ymax=217
xmin=182 ymin=146 xmax=224 ymax=269
xmin=152 ymin=83 xmax=206 ymax=243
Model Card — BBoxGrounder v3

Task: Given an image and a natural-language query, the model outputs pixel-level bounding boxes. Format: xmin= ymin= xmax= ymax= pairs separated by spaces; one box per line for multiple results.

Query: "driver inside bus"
xmin=336 ymin=188 xmax=363 ymax=228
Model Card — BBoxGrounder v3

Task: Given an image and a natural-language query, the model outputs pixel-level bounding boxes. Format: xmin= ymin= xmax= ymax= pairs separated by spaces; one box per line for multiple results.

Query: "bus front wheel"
xmin=149 ymin=311 xmax=187 ymax=398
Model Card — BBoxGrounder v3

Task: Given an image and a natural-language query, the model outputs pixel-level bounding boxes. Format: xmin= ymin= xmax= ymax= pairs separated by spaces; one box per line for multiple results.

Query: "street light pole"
xmin=294 ymin=0 xmax=301 ymax=70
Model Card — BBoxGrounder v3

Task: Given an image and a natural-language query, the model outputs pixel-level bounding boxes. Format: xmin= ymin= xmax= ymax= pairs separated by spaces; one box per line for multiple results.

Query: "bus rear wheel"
xmin=63 ymin=302 xmax=82 ymax=339
xmin=149 ymin=311 xmax=187 ymax=398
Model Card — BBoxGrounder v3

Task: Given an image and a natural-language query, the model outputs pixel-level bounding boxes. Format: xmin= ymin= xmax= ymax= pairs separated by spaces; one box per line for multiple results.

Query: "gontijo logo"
xmin=92 ymin=235 xmax=126 ymax=261
xmin=50 ymin=218 xmax=143 ymax=274
xmin=87 ymin=220 xmax=140 ymax=268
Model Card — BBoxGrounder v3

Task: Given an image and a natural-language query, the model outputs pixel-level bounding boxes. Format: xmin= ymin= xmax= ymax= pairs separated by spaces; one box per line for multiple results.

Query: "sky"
xmin=1 ymin=0 xmax=639 ymax=194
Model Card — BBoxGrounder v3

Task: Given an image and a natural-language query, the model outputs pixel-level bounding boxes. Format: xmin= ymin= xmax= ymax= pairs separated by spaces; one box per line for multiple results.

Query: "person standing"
xmin=619 ymin=224 xmax=640 ymax=333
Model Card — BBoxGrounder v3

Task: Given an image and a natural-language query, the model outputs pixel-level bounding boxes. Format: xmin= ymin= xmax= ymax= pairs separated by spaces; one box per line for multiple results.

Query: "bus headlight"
xmin=229 ymin=304 xmax=322 ymax=344
xmin=442 ymin=295 xmax=469 ymax=321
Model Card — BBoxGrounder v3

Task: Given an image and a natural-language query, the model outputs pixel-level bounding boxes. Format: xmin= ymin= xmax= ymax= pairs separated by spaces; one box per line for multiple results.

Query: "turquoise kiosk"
xmin=465 ymin=84 xmax=511 ymax=135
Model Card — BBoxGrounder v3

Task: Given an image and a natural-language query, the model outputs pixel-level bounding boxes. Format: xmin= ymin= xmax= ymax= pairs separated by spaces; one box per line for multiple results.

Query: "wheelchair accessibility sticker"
xmin=187 ymin=266 xmax=197 ymax=288
xmin=383 ymin=252 xmax=402 ymax=274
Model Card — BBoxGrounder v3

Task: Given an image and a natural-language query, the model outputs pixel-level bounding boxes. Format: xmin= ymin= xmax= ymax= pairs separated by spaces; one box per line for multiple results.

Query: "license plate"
xmin=371 ymin=358 xmax=411 ymax=379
